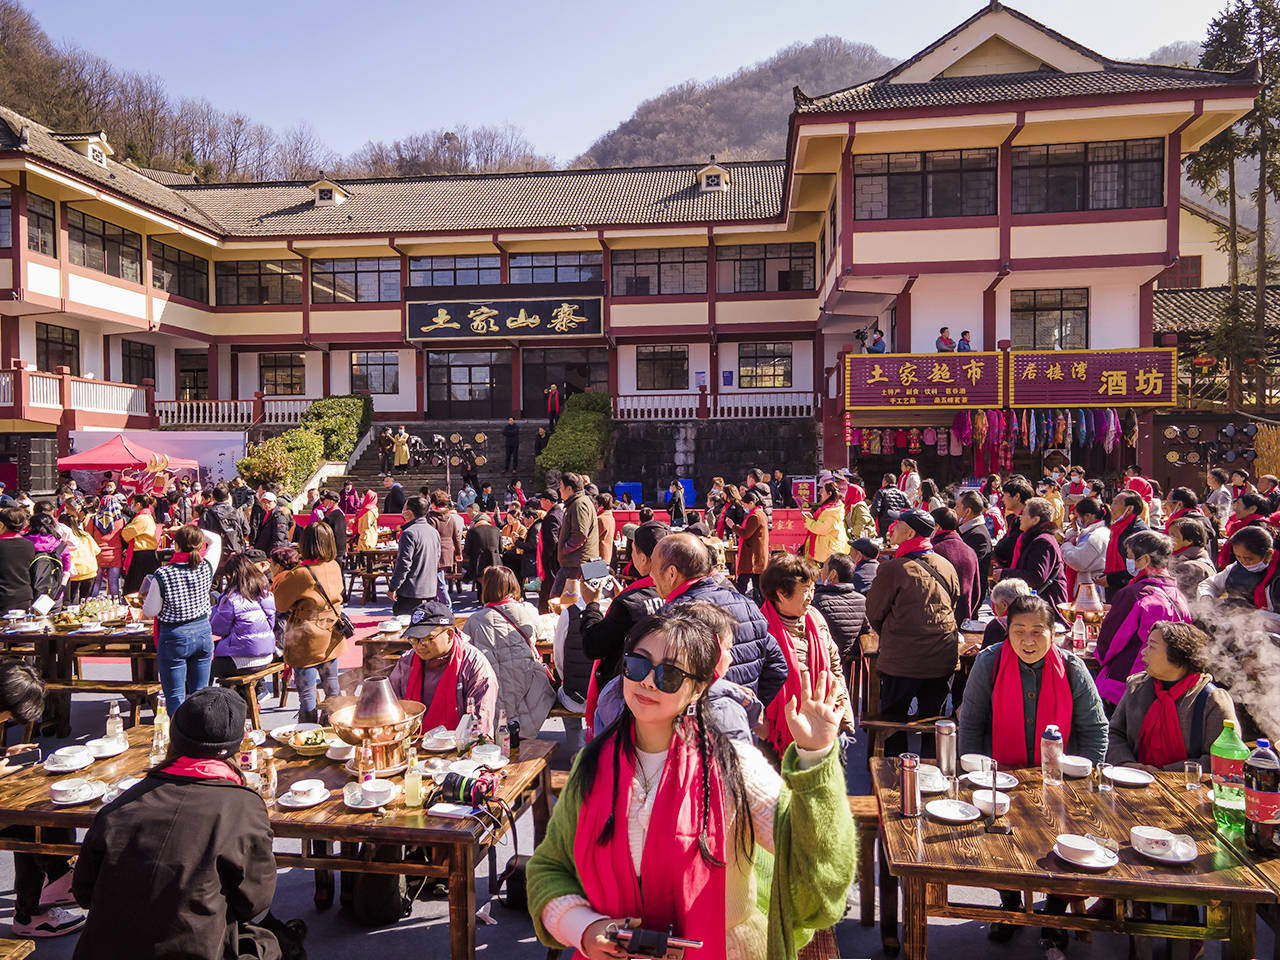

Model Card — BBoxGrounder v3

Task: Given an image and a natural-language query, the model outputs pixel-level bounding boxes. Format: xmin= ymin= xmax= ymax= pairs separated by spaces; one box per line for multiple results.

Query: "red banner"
xmin=844 ymin=351 xmax=1003 ymax=410
xmin=1008 ymin=348 xmax=1176 ymax=408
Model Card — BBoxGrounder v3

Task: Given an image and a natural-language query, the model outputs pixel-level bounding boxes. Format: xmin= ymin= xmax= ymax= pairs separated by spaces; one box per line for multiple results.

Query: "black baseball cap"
xmin=851 ymin=537 xmax=879 ymax=558
xmin=404 ymin=600 xmax=455 ymax=638
xmin=888 ymin=507 xmax=937 ymax=537
xmin=632 ymin=520 xmax=670 ymax=558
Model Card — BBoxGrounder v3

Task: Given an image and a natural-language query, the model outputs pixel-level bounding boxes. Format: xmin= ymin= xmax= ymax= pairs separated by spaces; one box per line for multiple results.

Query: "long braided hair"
xmin=572 ymin=610 xmax=754 ymax=865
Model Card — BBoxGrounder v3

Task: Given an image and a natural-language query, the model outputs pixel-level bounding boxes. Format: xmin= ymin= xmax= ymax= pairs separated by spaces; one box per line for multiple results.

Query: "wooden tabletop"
xmin=0 ymin=726 xmax=555 ymax=847
xmin=1166 ymin=777 xmax=1280 ymax=894
xmin=870 ymin=758 xmax=1275 ymax=904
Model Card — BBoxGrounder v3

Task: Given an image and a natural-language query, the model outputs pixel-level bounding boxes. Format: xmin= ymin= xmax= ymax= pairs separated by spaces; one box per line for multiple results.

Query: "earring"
xmin=686 ymin=702 xmax=696 ymax=717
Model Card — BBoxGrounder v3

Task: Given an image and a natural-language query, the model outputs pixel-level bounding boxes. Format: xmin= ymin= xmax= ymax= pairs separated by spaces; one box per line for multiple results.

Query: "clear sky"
xmin=36 ymin=0 xmax=1223 ymax=163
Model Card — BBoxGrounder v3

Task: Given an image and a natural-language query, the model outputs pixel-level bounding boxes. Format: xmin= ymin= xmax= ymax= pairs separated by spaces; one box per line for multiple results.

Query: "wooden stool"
xmin=549 ymin=770 xmax=570 ymax=797
xmin=215 ymin=662 xmax=288 ymax=728
xmin=43 ymin=680 xmax=161 ymax=725
xmin=848 ymin=795 xmax=879 ymax=927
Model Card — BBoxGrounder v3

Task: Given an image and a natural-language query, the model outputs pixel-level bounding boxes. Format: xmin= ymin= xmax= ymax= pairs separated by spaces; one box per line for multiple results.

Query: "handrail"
xmin=346 ymin=427 xmax=376 ymax=473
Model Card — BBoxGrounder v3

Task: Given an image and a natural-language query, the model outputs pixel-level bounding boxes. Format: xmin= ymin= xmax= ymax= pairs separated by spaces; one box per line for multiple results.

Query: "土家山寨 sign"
xmin=407 ymin=298 xmax=603 ymax=340
xmin=1008 ymin=348 xmax=1176 ymax=408
xmin=844 ymin=351 xmax=1004 ymax=410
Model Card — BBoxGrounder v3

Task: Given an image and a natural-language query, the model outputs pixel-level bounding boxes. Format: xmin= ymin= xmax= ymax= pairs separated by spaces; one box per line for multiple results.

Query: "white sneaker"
xmin=12 ymin=906 xmax=86 ymax=937
xmin=40 ymin=869 xmax=76 ymax=906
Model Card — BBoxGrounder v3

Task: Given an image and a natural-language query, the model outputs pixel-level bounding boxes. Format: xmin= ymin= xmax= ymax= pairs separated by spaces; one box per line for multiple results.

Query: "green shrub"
xmin=237 ymin=427 xmax=325 ymax=491
xmin=536 ymin=393 xmax=613 ymax=483
xmin=300 ymin=395 xmax=372 ymax=460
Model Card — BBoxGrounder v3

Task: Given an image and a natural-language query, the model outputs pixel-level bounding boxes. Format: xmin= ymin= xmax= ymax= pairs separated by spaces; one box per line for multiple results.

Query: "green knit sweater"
xmin=525 ymin=743 xmax=855 ymax=960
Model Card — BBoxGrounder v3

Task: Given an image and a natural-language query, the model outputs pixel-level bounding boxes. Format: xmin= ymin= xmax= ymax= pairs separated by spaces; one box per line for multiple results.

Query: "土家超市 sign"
xmin=844 ymin=351 xmax=1003 ymax=411
xmin=1008 ymin=348 xmax=1176 ymax=408
xmin=407 ymin=298 xmax=603 ymax=341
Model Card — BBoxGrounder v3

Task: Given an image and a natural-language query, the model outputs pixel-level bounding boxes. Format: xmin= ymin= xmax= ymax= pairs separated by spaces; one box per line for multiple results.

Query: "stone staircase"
xmin=332 ymin=420 xmax=545 ymax=500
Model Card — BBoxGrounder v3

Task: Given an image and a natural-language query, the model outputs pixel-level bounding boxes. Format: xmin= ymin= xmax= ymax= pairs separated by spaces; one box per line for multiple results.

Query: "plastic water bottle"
xmin=1071 ymin=618 xmax=1087 ymax=653
xmin=1041 ymin=724 xmax=1063 ymax=786
xmin=455 ymin=697 xmax=478 ymax=752
xmin=1245 ymin=738 xmax=1280 ymax=856
xmin=1211 ymin=719 xmax=1249 ymax=834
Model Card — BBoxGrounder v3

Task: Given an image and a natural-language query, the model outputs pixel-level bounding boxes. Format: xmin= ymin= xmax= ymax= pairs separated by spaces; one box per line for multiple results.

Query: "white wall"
xmin=907 ymin=275 xmax=988 ymax=352
xmin=330 ymin=348 xmax=418 ymax=411
xmin=17 ymin=315 xmax=105 ymax=377
xmin=720 ymin=339 xmax=813 ymax=392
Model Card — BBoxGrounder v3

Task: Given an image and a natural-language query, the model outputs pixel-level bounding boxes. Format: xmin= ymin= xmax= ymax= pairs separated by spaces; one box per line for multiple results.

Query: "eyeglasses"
xmin=622 ymin=653 xmax=696 ymax=694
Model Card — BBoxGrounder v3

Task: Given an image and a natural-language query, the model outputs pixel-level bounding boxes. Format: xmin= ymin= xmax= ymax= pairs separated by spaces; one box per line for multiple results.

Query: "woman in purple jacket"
xmin=209 ymin=554 xmax=277 ymax=706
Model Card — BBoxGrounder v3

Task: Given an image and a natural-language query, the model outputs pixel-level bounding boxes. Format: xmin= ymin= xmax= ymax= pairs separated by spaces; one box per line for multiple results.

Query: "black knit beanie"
xmin=169 ymin=687 xmax=246 ymax=759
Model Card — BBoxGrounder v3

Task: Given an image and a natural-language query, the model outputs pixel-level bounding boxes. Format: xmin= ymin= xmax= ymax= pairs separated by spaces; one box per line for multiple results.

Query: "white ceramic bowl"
xmin=326 ymin=742 xmax=355 ymax=761
xmin=51 ymin=777 xmax=90 ymax=802
xmin=1060 ymin=755 xmax=1093 ymax=778
xmin=361 ymin=778 xmax=394 ymax=805
xmin=289 ymin=778 xmax=328 ymax=803
xmin=972 ymin=789 xmax=1010 ymax=817
xmin=960 ymin=753 xmax=990 ymax=774
xmin=52 ymin=745 xmax=91 ymax=764
xmin=1130 ymin=825 xmax=1175 ymax=855
xmin=1056 ymin=833 xmax=1099 ymax=864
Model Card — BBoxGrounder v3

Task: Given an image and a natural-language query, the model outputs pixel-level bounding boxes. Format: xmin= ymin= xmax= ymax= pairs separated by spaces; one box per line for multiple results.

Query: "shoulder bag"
xmin=306 ymin=566 xmax=355 ymax=639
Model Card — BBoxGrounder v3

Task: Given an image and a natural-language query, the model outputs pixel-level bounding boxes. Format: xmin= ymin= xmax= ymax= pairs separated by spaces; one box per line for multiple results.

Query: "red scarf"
xmin=991 ymin=640 xmax=1073 ymax=766
xmin=897 ymin=471 xmax=914 ymax=492
xmin=409 ymin=639 xmax=465 ymax=729
xmin=1010 ymin=528 xmax=1026 ymax=570
xmin=1254 ymin=549 xmax=1280 ymax=609
xmin=1065 ymin=480 xmax=1086 ymax=496
xmin=574 ymin=722 xmax=727 ymax=959
xmin=169 ymin=541 xmax=209 ymax=566
xmin=547 ymin=389 xmax=560 ymax=415
xmin=1137 ymin=673 xmax=1202 ymax=768
xmin=584 ymin=576 xmax=655 ymax=731
xmin=356 ymin=491 xmax=379 ymax=523
xmin=486 ymin=597 xmax=516 ymax=608
xmin=761 ymin=600 xmax=828 ymax=756
xmin=893 ymin=535 xmax=933 ymax=557
xmin=663 ymin=577 xmax=702 ymax=604
xmin=802 ymin=501 xmax=843 ymax=558
xmin=1164 ymin=507 xmax=1191 ymax=532
xmin=1104 ymin=512 xmax=1136 ymax=574
xmin=161 ymin=756 xmax=243 ymax=785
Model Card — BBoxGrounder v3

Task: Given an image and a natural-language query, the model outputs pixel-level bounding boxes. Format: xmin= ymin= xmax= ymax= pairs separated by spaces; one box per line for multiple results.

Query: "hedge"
xmin=236 ymin=394 xmax=372 ymax=490
xmin=300 ymin=395 xmax=373 ymax=460
xmin=535 ymin=392 xmax=613 ymax=484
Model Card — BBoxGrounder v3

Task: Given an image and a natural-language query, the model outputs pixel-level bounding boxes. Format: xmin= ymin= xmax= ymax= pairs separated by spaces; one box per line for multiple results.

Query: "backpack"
xmin=30 ymin=540 xmax=67 ymax=600
xmin=202 ymin=505 xmax=245 ymax=556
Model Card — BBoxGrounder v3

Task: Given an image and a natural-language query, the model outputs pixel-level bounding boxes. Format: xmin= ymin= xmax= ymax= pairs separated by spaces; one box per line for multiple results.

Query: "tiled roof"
xmin=137 ymin=166 xmax=200 ymax=187
xmin=0 ymin=105 xmax=223 ymax=233
xmin=795 ymin=64 xmax=1258 ymax=114
xmin=172 ymin=161 xmax=786 ymax=236
xmin=1153 ymin=285 xmax=1280 ymax=335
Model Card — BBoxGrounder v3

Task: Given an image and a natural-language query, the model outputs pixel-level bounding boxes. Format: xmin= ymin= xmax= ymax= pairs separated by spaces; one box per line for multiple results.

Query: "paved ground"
xmin=3 ymin=593 xmax=1273 ymax=958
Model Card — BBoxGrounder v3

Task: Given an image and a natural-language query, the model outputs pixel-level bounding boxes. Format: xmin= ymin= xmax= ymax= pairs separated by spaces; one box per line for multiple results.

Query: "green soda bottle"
xmin=1211 ymin=719 xmax=1249 ymax=834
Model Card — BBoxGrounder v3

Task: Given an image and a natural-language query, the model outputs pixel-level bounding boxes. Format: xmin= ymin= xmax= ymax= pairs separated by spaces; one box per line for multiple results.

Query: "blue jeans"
xmin=435 ymin=570 xmax=452 ymax=611
xmin=295 ymin=658 xmax=341 ymax=716
xmin=156 ymin=617 xmax=214 ymax=709
xmin=92 ymin=566 xmax=120 ymax=597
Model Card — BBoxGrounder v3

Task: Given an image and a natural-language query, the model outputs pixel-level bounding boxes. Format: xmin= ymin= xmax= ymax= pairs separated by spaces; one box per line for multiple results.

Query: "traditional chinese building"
xmin=0 ymin=1 xmax=1259 ymax=493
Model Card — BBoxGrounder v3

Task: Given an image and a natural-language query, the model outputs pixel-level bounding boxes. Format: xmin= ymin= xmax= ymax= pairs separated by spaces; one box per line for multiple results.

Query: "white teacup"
xmin=289 ymin=778 xmax=328 ymax=803
xmin=51 ymin=777 xmax=91 ymax=802
xmin=362 ymin=778 xmax=394 ymax=805
xmin=1130 ymin=825 xmax=1175 ymax=855
xmin=961 ymin=753 xmax=990 ymax=774
xmin=472 ymin=743 xmax=502 ymax=765
xmin=326 ymin=742 xmax=355 ymax=761
xmin=1056 ymin=833 xmax=1099 ymax=864
xmin=1060 ymin=755 xmax=1093 ymax=778
xmin=51 ymin=745 xmax=91 ymax=766
xmin=973 ymin=790 xmax=1010 ymax=817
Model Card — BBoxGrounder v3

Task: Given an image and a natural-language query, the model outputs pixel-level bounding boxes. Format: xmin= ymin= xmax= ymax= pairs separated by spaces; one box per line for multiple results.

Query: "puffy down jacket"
xmin=462 ymin=602 xmax=556 ymax=735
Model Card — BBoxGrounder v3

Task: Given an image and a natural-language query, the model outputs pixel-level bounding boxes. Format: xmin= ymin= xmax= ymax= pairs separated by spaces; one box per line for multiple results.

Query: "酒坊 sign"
xmin=408 ymin=298 xmax=603 ymax=341
xmin=1008 ymin=348 xmax=1176 ymax=408
xmin=844 ymin=351 xmax=1003 ymax=410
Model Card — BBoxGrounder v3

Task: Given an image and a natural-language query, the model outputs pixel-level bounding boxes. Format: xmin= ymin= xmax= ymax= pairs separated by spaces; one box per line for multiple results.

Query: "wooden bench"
xmin=549 ymin=769 xmax=569 ymax=797
xmin=848 ymin=794 xmax=879 ymax=928
xmin=215 ymin=662 xmax=289 ymax=728
xmin=0 ymin=938 xmax=33 ymax=959
xmin=43 ymin=679 xmax=161 ymax=725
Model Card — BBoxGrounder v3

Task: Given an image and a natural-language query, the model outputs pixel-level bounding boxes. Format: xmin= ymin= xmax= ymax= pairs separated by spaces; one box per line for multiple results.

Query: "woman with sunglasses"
xmin=527 ymin=609 xmax=854 ymax=960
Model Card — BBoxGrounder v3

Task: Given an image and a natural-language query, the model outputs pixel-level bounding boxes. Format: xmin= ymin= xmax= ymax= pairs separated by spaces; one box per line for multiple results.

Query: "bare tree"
xmin=276 ymin=122 xmax=335 ymax=180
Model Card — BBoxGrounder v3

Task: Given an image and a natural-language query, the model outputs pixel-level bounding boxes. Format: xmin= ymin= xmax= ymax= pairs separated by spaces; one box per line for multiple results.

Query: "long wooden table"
xmin=0 ymin=725 xmax=554 ymax=960
xmin=870 ymin=759 xmax=1274 ymax=959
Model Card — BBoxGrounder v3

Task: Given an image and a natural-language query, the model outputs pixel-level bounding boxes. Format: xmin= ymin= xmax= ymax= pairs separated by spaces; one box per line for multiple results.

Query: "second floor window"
xmin=636 ymin=345 xmax=689 ymax=390
xmin=312 ymin=258 xmax=401 ymax=303
xmin=27 ymin=193 xmax=55 ymax=257
xmin=0 ymin=189 xmax=9 ymax=248
xmin=611 ymin=248 xmax=707 ymax=296
xmin=36 ymin=321 xmax=79 ymax=376
xmin=150 ymin=241 xmax=209 ymax=304
xmin=408 ymin=255 xmax=500 ymax=286
xmin=350 ymin=351 xmax=400 ymax=394
xmin=738 ymin=341 xmax=792 ymax=388
xmin=1013 ymin=138 xmax=1164 ymax=213
xmin=1157 ymin=255 xmax=1202 ymax=289
xmin=214 ymin=260 xmax=303 ymax=305
xmin=67 ymin=209 xmax=142 ymax=283
xmin=120 ymin=339 xmax=155 ymax=385
xmin=716 ymin=244 xmax=815 ymax=293
xmin=854 ymin=149 xmax=997 ymax=220
xmin=259 ymin=353 xmax=306 ymax=395
xmin=509 ymin=251 xmax=602 ymax=284
xmin=1010 ymin=288 xmax=1088 ymax=350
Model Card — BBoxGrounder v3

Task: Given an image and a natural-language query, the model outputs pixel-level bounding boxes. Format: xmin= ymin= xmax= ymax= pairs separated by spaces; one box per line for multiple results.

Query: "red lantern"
xmin=1193 ymin=354 xmax=1218 ymax=369
xmin=1245 ymin=356 xmax=1260 ymax=367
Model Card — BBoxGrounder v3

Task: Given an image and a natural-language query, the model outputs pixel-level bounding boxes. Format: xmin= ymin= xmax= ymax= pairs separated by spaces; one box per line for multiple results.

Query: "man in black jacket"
xmin=992 ymin=477 xmax=1034 ymax=570
xmin=475 ymin=482 xmax=498 ymax=515
xmin=870 ymin=473 xmax=910 ymax=536
xmin=537 ymin=489 xmax=563 ymax=613
xmin=955 ymin=490 xmax=994 ymax=609
xmin=252 ymin=491 xmax=289 ymax=555
xmin=73 ymin=687 xmax=277 ymax=959
xmin=744 ymin=468 xmax=773 ymax=527
xmin=382 ymin=474 xmax=406 ymax=516
xmin=812 ymin=553 xmax=867 ymax=685
xmin=319 ymin=489 xmax=348 ymax=561
xmin=503 ymin=417 xmax=520 ymax=472
xmin=463 ymin=511 xmax=502 ymax=596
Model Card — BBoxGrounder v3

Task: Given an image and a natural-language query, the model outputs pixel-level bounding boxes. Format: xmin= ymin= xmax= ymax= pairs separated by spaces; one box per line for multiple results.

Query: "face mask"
xmin=1052 ymin=472 xmax=1061 ymax=480
xmin=1125 ymin=559 xmax=1137 ymax=575
xmin=1243 ymin=559 xmax=1270 ymax=574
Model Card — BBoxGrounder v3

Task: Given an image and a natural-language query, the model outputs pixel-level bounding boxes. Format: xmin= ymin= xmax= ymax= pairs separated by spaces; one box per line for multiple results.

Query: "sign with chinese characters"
xmin=791 ymin=477 xmax=817 ymax=509
xmin=1008 ymin=348 xmax=1176 ymax=408
xmin=407 ymin=298 xmax=603 ymax=341
xmin=844 ymin=351 xmax=1003 ymax=411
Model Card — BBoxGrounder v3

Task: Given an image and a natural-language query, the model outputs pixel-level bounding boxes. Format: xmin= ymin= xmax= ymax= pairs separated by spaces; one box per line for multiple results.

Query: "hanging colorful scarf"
xmin=410 ymin=640 xmax=466 ymax=730
xmin=761 ymin=600 xmax=828 ymax=756
xmin=1104 ymin=512 xmax=1136 ymax=575
xmin=991 ymin=639 xmax=1073 ymax=766
xmin=574 ymin=721 xmax=727 ymax=959
xmin=1137 ymin=673 xmax=1203 ymax=768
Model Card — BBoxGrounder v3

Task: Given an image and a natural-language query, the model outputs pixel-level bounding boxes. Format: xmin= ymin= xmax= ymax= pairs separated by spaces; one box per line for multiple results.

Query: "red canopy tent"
xmin=57 ymin=433 xmax=199 ymax=472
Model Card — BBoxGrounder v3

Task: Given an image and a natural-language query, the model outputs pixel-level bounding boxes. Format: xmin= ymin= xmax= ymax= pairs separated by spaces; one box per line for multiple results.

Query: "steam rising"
xmin=1190 ymin=597 xmax=1280 ymax=739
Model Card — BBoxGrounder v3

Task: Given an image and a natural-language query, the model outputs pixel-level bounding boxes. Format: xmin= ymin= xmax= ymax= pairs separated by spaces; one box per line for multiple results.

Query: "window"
xmin=610 ymin=248 xmax=707 ymax=296
xmin=214 ymin=260 xmax=303 ymax=305
xmin=715 ymin=244 xmax=815 ymax=293
xmin=150 ymin=241 xmax=208 ymax=304
xmin=1157 ymin=255 xmax=1203 ymax=290
xmin=36 ymin=322 xmax=79 ymax=376
xmin=854 ymin=149 xmax=997 ymax=220
xmin=427 ymin=350 xmax=513 ymax=419
xmin=738 ymin=342 xmax=792 ymax=388
xmin=67 ymin=209 xmax=142 ymax=282
xmin=0 ymin=189 xmax=9 ymax=248
xmin=636 ymin=345 xmax=689 ymax=390
xmin=176 ymin=350 xmax=208 ymax=401
xmin=408 ymin=254 xmax=500 ymax=286
xmin=1010 ymin=289 xmax=1089 ymax=350
xmin=259 ymin=353 xmax=306 ymax=395
xmin=311 ymin=258 xmax=401 ymax=303
xmin=26 ymin=193 xmax=55 ymax=257
xmin=350 ymin=351 xmax=400 ymax=394
xmin=509 ymin=251 xmax=602 ymax=284
xmin=1012 ymin=138 xmax=1164 ymax=214
xmin=120 ymin=339 xmax=155 ymax=385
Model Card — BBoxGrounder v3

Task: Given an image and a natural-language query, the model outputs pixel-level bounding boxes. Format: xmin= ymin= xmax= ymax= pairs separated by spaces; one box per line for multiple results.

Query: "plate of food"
xmin=270 ymin=722 xmax=322 ymax=745
xmin=290 ymin=727 xmax=338 ymax=756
